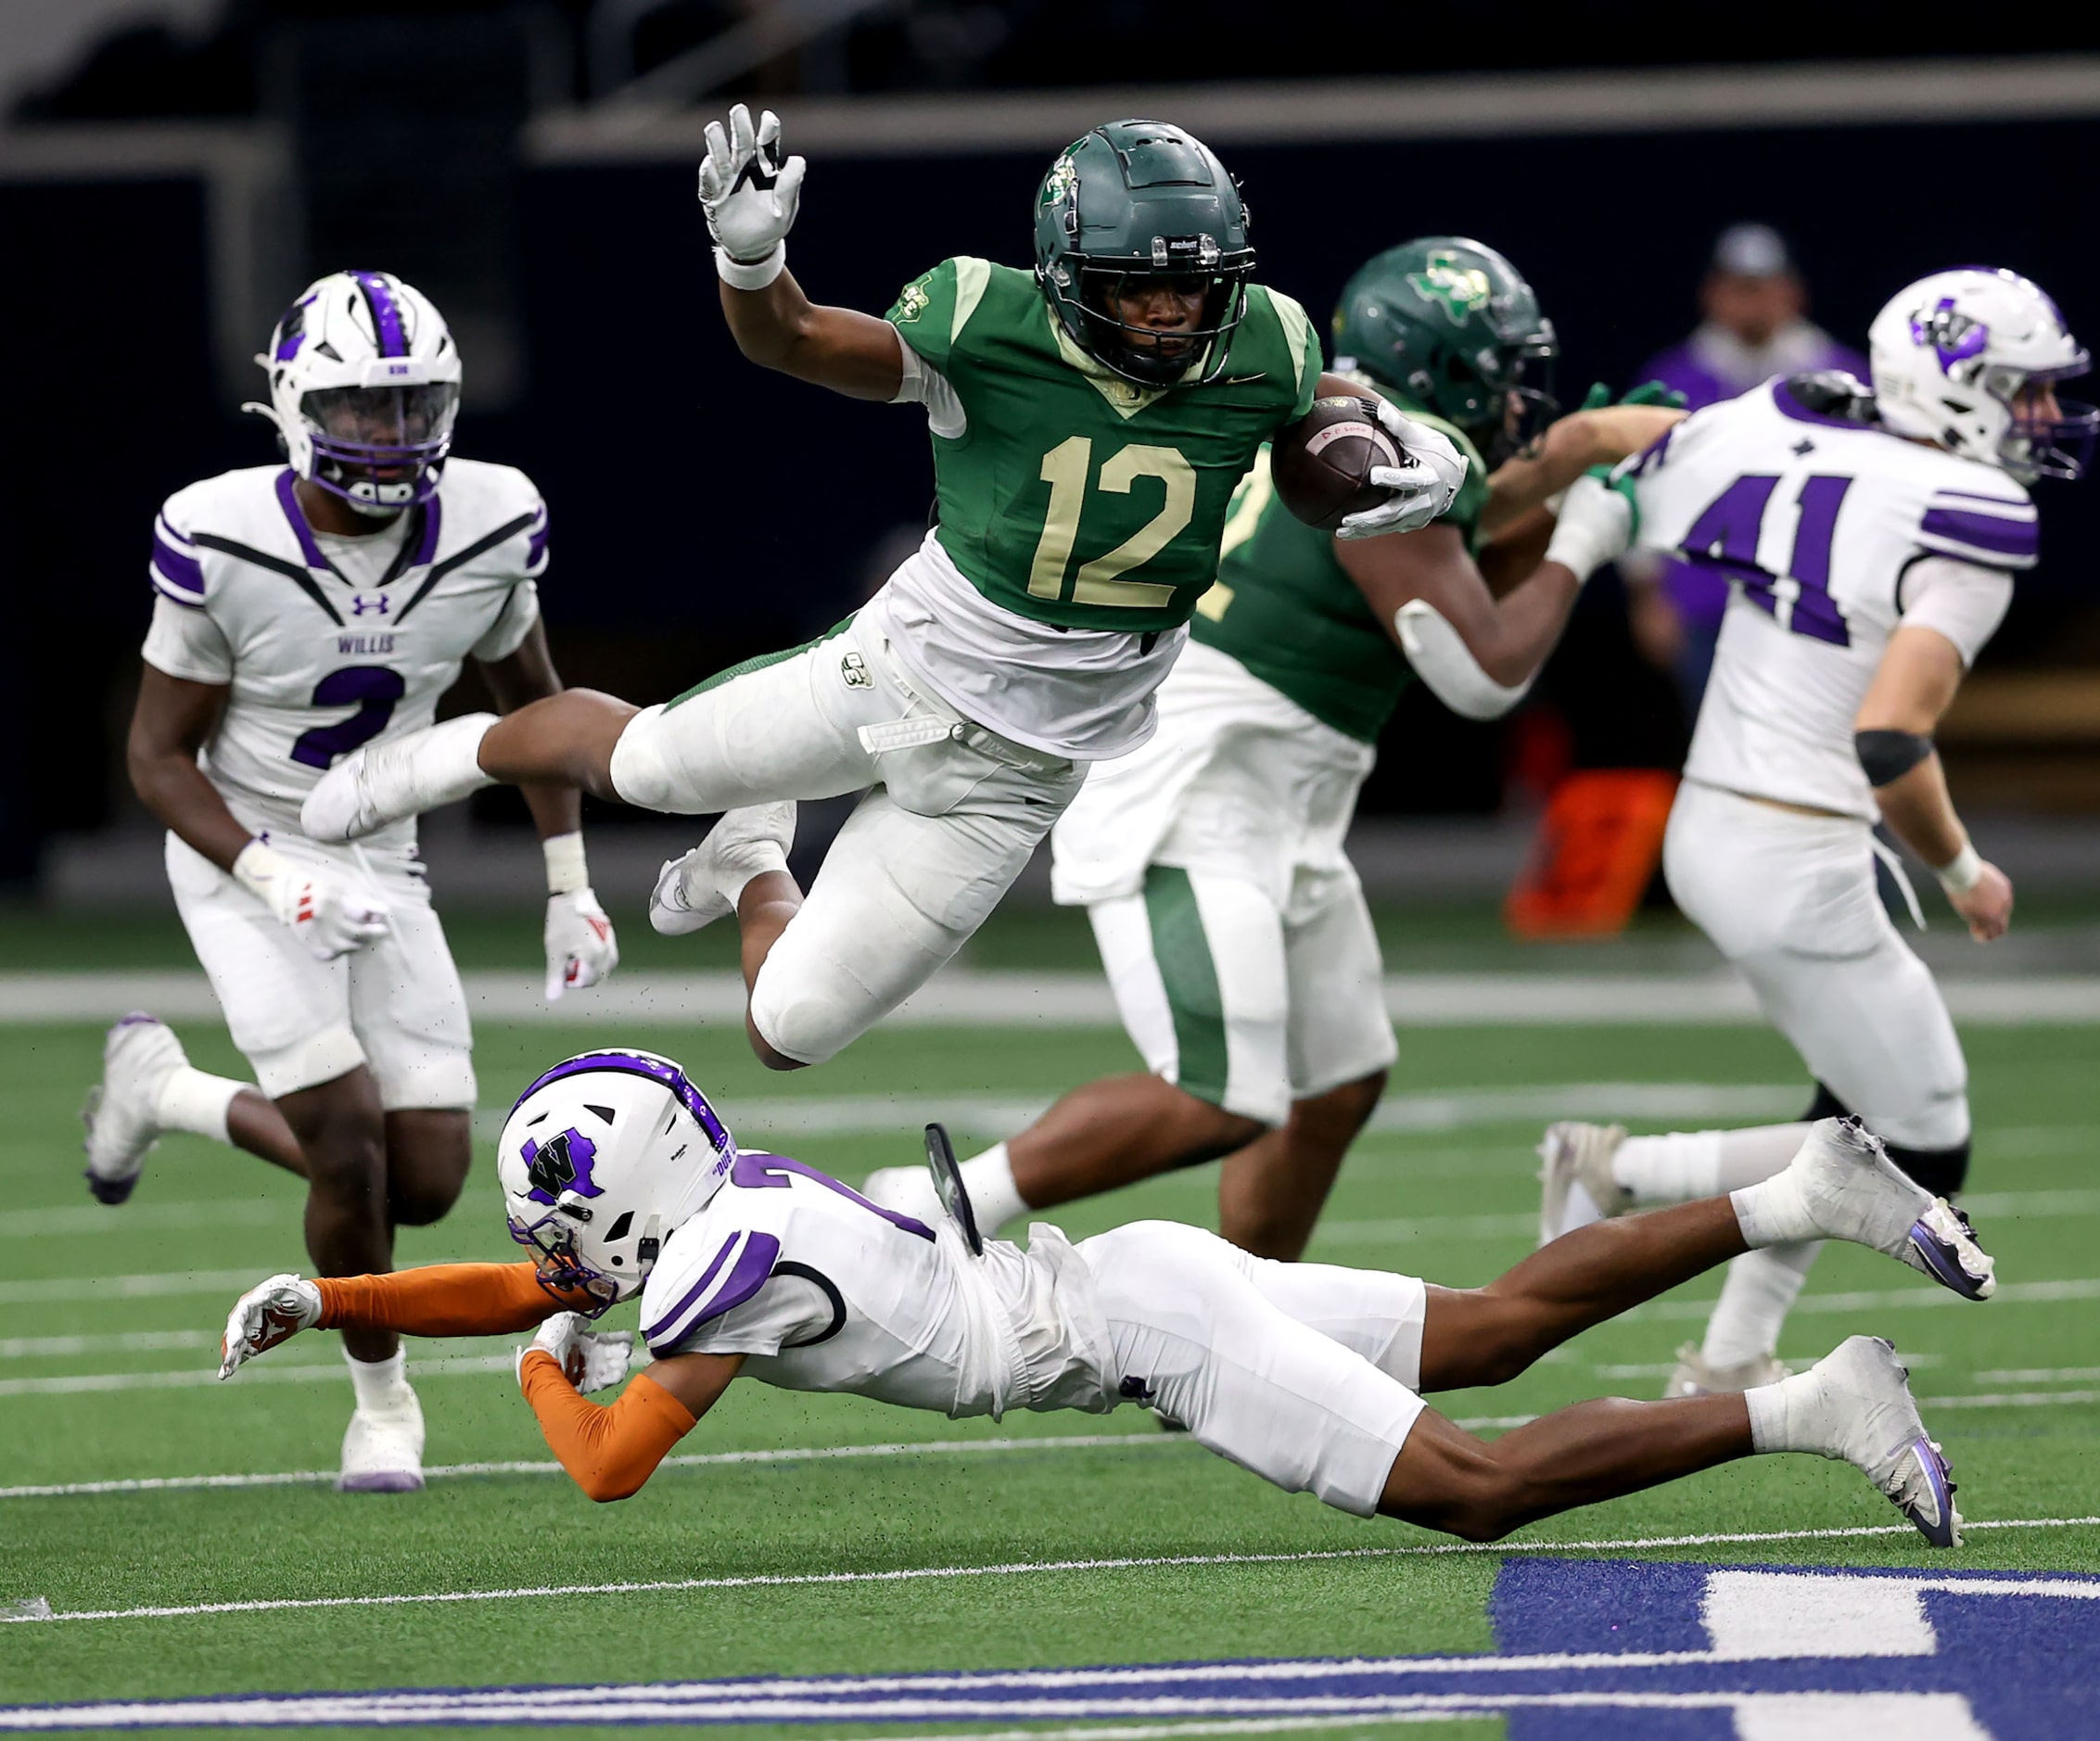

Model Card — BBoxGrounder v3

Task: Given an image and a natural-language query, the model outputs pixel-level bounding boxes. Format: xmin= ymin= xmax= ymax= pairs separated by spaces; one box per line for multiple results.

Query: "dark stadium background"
xmin=6 ymin=3 xmax=2100 ymax=886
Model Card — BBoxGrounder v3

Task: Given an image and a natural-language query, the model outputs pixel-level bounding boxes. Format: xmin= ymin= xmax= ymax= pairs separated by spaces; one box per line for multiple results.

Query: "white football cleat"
xmin=1661 ymin=1341 xmax=1790 ymax=1399
xmin=300 ymin=712 xmax=496 ymax=843
xmin=649 ymin=802 xmax=796 ymax=936
xmin=858 ymin=1163 xmax=944 ymax=1226
xmin=1810 ymin=1334 xmax=1962 ymax=1547
xmin=1769 ymin=1118 xmax=1997 ymax=1301
xmin=1536 ymin=1121 xmax=1628 ymax=1245
xmin=337 ymin=1390 xmax=426 ymax=1494
xmin=81 ymin=1013 xmax=185 ymax=1205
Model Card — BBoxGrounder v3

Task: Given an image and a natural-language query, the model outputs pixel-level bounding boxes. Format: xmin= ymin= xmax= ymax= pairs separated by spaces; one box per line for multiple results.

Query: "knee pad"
xmin=1882 ymin=1137 xmax=1971 ymax=1199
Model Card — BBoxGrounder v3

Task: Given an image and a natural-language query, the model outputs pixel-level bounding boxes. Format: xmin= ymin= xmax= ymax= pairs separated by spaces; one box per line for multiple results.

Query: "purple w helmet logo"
xmin=521 ymin=1129 xmax=602 ymax=1205
xmin=1913 ymin=296 xmax=1990 ymax=372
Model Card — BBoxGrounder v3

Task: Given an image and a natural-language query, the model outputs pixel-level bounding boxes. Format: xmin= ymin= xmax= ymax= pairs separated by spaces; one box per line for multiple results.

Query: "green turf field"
xmin=3 ymin=999 xmax=2097 ymax=1736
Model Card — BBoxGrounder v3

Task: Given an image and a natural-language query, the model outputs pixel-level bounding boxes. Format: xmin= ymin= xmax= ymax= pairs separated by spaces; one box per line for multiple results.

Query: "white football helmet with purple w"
xmin=245 ymin=269 xmax=462 ymax=516
xmin=497 ymin=1050 xmax=739 ymax=1314
xmin=1869 ymin=266 xmax=2096 ymax=481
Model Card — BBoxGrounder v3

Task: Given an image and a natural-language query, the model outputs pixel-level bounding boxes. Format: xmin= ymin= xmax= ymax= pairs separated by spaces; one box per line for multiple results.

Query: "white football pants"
xmin=1664 ymin=780 xmax=1970 ymax=1150
xmin=1078 ymin=1219 xmax=1428 ymax=1517
xmin=609 ymin=614 xmax=1085 ymax=1065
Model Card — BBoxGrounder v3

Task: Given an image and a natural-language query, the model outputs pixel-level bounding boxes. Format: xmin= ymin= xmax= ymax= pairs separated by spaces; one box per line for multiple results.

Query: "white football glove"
xmin=1543 ymin=469 xmax=1640 ymax=583
xmin=516 ymin=1312 xmax=634 ymax=1393
xmin=697 ymin=103 xmax=805 ymax=286
xmin=219 ymin=1273 xmax=323 ymax=1379
xmin=1336 ymin=401 xmax=1470 ymax=540
xmin=544 ymin=888 xmax=618 ymax=1002
xmin=231 ymin=839 xmax=388 ymax=961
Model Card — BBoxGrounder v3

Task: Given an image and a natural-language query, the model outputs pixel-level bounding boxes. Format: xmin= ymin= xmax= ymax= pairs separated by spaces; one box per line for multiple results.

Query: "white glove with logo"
xmin=219 ymin=1273 xmax=323 ymax=1379
xmin=541 ymin=832 xmax=617 ymax=1002
xmin=516 ymin=1311 xmax=634 ymax=1393
xmin=1543 ymin=469 xmax=1640 ymax=583
xmin=698 ymin=103 xmax=805 ymax=289
xmin=232 ymin=839 xmax=388 ymax=961
xmin=1337 ymin=400 xmax=1471 ymax=540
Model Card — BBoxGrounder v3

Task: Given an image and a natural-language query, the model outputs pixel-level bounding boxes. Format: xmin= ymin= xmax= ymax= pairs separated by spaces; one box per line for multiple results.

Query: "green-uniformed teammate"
xmin=299 ymin=109 xmax=1465 ymax=1074
xmin=863 ymin=238 xmax=1681 ymax=1251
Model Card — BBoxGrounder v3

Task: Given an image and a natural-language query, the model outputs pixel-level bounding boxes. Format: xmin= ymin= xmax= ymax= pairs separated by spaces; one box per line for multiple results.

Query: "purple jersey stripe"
xmin=646 ymin=1232 xmax=783 ymax=1352
xmin=642 ymin=1232 xmax=741 ymax=1345
xmin=1919 ymin=505 xmax=2039 ymax=559
xmin=151 ymin=537 xmax=205 ymax=593
xmin=156 ymin=515 xmax=196 ymax=551
xmin=351 ymin=271 xmax=409 ymax=358
xmin=274 ymin=469 xmax=330 ymax=571
xmin=151 ymin=575 xmax=207 ymax=609
xmin=412 ymin=494 xmax=443 ymax=568
xmin=526 ymin=505 xmax=549 ymax=569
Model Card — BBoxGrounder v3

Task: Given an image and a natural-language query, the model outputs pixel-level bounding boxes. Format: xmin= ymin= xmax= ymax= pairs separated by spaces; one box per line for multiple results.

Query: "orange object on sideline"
xmin=518 ymin=1351 xmax=698 ymax=1501
xmin=315 ymin=1263 xmax=567 ymax=1338
xmin=1505 ymin=770 xmax=1679 ymax=940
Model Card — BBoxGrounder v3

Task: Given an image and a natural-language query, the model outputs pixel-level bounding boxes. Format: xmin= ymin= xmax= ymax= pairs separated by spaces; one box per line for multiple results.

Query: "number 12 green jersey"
xmin=886 ymin=257 xmax=1320 ymax=635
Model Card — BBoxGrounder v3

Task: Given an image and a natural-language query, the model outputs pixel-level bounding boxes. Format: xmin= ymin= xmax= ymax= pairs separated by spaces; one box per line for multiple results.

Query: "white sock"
xmin=344 ymin=1347 xmax=414 ymax=1415
xmin=961 ymin=1142 xmax=1028 ymax=1233
xmin=1613 ymin=1124 xmax=1809 ymax=1203
xmin=1744 ymin=1363 xmax=1840 ymax=1457
xmin=154 ymin=1066 xmax=244 ymax=1144
xmin=1701 ymin=1240 xmax=1822 ymax=1367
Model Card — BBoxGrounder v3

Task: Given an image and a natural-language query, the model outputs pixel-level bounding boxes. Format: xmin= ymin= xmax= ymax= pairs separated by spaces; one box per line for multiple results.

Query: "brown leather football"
xmin=1269 ymin=394 xmax=1401 ymax=532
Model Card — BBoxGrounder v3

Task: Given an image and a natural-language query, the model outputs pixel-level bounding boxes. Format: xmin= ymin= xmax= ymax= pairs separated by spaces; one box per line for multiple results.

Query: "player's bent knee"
xmin=1376 ymin=1419 xmax=1514 ymax=1541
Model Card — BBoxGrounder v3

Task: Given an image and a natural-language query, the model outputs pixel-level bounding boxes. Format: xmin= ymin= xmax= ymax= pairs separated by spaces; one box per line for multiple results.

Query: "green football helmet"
xmin=1331 ymin=237 xmax=1559 ymax=464
xmin=1034 ymin=120 xmax=1255 ymax=389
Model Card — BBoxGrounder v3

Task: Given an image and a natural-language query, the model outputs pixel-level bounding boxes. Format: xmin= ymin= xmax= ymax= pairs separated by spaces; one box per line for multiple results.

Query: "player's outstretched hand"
xmin=1337 ymin=401 xmax=1469 ymax=540
xmin=516 ymin=1312 xmax=634 ymax=1393
xmin=1541 ymin=468 xmax=1640 ymax=584
xmin=219 ymin=1273 xmax=323 ymax=1379
xmin=698 ymin=103 xmax=806 ymax=269
xmin=545 ymin=888 xmax=619 ymax=1002
xmin=1948 ymin=861 xmax=2014 ymax=943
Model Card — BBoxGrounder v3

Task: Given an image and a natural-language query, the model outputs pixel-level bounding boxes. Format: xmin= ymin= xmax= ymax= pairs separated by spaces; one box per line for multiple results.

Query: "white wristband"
xmin=230 ymin=838 xmax=294 ymax=905
xmin=543 ymin=832 xmax=589 ymax=896
xmin=714 ymin=242 xmax=784 ymax=291
xmin=1936 ymin=840 xmax=1983 ymax=894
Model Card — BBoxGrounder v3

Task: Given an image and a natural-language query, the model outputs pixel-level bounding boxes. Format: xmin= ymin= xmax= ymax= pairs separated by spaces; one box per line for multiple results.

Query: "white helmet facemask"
xmin=245 ymin=270 xmax=463 ymax=518
xmin=1868 ymin=266 xmax=2096 ymax=481
xmin=496 ymin=1050 xmax=740 ymax=1315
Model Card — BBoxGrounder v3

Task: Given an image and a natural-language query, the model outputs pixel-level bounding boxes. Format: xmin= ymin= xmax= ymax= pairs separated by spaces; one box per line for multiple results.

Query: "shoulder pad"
xmin=1782 ymin=370 xmax=1878 ymax=426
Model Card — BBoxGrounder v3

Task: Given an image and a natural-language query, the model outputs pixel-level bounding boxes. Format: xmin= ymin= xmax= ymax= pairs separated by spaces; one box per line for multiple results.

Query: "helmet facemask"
xmin=1990 ymin=364 xmax=2098 ymax=482
xmin=1058 ymin=247 xmax=1255 ymax=388
xmin=299 ymin=381 xmax=458 ymax=515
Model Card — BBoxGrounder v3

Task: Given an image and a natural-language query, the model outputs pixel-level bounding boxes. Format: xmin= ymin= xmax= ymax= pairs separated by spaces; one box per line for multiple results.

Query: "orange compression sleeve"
xmin=314 ymin=1263 xmax=569 ymax=1338
xmin=517 ymin=1351 xmax=698 ymax=1502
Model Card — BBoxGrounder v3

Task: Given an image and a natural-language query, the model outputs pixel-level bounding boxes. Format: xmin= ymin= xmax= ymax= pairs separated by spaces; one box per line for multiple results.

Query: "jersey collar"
xmin=274 ymin=467 xmax=442 ymax=586
xmin=1046 ymin=307 xmax=1208 ymax=421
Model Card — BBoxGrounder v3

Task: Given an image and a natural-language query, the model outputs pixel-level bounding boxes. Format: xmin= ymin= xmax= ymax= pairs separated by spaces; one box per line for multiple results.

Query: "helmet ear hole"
xmin=605 ymin=1211 xmax=634 ymax=1242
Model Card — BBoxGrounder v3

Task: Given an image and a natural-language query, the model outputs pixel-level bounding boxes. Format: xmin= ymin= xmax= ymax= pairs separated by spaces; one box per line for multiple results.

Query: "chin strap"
xmin=1395 ymin=599 xmax=1536 ymax=720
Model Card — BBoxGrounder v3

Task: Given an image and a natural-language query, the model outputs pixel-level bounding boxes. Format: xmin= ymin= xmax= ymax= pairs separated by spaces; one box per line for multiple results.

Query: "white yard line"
xmin=1974 ymin=1366 xmax=2100 ymax=1383
xmin=6 ymin=1515 xmax=2095 ymax=1626
xmin=13 ymin=1200 xmax=286 ymax=1238
xmin=0 ymin=1330 xmax=216 ymax=1361
xmin=0 ymin=1270 xmax=285 ymax=1306
xmin=11 ymin=968 xmax=2100 ymax=1026
xmin=0 ymin=1353 xmax=515 ymax=1399
xmin=1633 ymin=1276 xmax=2100 ymax=1320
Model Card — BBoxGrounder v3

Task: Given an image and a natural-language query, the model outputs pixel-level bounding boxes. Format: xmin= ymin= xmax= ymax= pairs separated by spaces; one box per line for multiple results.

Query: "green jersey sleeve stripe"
xmin=951 ymin=256 xmax=993 ymax=345
xmin=1266 ymin=289 xmax=1321 ymax=420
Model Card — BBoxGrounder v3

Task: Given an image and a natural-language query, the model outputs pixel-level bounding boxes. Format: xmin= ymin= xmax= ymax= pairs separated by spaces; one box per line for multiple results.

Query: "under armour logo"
xmin=350 ymin=593 xmax=390 ymax=616
xmin=523 ymin=1129 xmax=603 ymax=1205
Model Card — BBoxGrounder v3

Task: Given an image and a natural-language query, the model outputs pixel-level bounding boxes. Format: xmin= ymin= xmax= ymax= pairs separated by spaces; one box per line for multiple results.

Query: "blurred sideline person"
xmin=298 ymin=109 xmax=1465 ymax=1074
xmin=864 ymin=238 xmax=1679 ymax=1254
xmin=1540 ymin=267 xmax=2094 ymax=1397
xmin=1625 ymin=224 xmax=1869 ymax=715
xmin=86 ymin=271 xmax=618 ymax=1492
xmin=223 ymin=1048 xmax=1996 ymax=1547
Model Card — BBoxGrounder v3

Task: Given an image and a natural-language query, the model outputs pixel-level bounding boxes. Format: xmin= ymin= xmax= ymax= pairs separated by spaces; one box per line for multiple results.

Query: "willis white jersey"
xmin=1628 ymin=375 xmax=2030 ymax=819
xmin=638 ymin=1152 xmax=1112 ymax=1420
xmin=141 ymin=461 xmax=548 ymax=854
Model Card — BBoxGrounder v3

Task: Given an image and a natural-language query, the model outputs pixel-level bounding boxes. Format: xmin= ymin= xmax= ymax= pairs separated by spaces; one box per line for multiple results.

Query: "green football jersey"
xmin=886 ymin=257 xmax=1321 ymax=634
xmin=1191 ymin=406 xmax=1489 ymax=743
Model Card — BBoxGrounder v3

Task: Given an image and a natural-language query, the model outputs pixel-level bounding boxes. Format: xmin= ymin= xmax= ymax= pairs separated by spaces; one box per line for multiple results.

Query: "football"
xmin=1269 ymin=394 xmax=1402 ymax=531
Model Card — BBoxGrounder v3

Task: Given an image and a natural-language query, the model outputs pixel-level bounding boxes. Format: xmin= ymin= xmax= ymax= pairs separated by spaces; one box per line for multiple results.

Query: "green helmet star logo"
xmin=1039 ymin=152 xmax=1079 ymax=210
xmin=1406 ymin=251 xmax=1495 ymax=319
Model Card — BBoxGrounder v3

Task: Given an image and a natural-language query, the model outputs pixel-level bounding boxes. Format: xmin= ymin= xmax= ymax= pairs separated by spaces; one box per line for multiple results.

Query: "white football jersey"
xmin=140 ymin=461 xmax=547 ymax=854
xmin=639 ymin=1153 xmax=1111 ymax=1421
xmin=1629 ymin=376 xmax=2034 ymax=819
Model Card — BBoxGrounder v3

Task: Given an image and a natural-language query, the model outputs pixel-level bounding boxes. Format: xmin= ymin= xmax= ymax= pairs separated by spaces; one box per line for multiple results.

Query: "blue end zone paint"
xmin=4 ymin=1560 xmax=2096 ymax=1733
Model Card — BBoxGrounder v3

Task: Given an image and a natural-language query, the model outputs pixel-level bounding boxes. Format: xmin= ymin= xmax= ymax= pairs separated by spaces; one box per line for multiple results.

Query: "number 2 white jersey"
xmin=140 ymin=461 xmax=547 ymax=855
xmin=1627 ymin=375 xmax=2034 ymax=820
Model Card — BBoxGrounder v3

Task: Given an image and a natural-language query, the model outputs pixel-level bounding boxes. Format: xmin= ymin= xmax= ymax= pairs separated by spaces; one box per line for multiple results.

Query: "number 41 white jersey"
xmin=140 ymin=460 xmax=547 ymax=855
xmin=1627 ymin=375 xmax=2032 ymax=820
